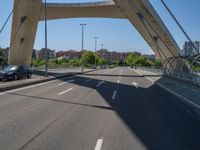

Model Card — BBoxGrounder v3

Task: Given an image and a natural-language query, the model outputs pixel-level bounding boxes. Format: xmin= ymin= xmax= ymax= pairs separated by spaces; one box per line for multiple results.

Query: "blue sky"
xmin=0 ymin=0 xmax=200 ymax=54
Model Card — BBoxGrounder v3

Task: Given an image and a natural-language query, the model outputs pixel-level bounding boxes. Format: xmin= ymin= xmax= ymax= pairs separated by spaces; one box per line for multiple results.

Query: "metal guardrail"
xmin=137 ymin=66 xmax=163 ymax=75
xmin=137 ymin=66 xmax=200 ymax=86
xmin=165 ymin=70 xmax=200 ymax=86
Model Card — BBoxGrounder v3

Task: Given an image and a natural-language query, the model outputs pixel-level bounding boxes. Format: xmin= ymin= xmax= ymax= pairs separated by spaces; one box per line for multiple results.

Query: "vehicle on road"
xmin=0 ymin=65 xmax=32 ymax=81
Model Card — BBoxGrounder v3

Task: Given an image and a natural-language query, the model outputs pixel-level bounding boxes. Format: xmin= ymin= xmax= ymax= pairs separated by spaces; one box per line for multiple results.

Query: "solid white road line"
xmin=95 ymin=137 xmax=104 ymax=150
xmin=0 ymin=76 xmax=74 ymax=95
xmin=59 ymin=88 xmax=73 ymax=95
xmin=134 ymin=69 xmax=200 ymax=110
xmin=117 ymin=80 xmax=120 ymax=83
xmin=96 ymin=81 xmax=105 ymax=87
xmin=58 ymin=80 xmax=74 ymax=86
xmin=2 ymin=80 xmax=56 ymax=94
xmin=112 ymin=90 xmax=117 ymax=100
xmin=156 ymin=82 xmax=200 ymax=110
xmin=132 ymin=82 xmax=139 ymax=88
xmin=86 ymin=79 xmax=92 ymax=82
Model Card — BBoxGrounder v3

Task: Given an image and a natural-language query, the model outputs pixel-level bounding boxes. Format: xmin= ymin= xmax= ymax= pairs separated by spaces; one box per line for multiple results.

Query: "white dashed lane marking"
xmin=112 ymin=90 xmax=117 ymax=100
xmin=132 ymin=82 xmax=139 ymax=88
xmin=59 ymin=88 xmax=73 ymax=95
xmin=58 ymin=80 xmax=74 ymax=86
xmin=94 ymin=137 xmax=104 ymax=150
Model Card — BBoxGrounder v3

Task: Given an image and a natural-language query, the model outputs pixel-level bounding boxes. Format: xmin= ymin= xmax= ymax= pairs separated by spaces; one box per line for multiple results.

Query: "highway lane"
xmin=0 ymin=68 xmax=118 ymax=150
xmin=0 ymin=67 xmax=200 ymax=150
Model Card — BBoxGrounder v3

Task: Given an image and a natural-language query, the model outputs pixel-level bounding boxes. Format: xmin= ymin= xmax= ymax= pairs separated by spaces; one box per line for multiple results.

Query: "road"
xmin=0 ymin=67 xmax=200 ymax=150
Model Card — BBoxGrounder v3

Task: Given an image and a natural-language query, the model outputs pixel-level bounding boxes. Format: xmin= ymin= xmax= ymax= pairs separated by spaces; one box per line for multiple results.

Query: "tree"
xmin=126 ymin=54 xmax=152 ymax=67
xmin=0 ymin=51 xmax=4 ymax=65
xmin=126 ymin=53 xmax=138 ymax=66
xmin=98 ymin=58 xmax=106 ymax=66
xmin=0 ymin=50 xmax=7 ymax=67
xmin=69 ymin=58 xmax=81 ymax=66
xmin=136 ymin=56 xmax=151 ymax=66
xmin=152 ymin=59 xmax=162 ymax=67
xmin=82 ymin=51 xmax=97 ymax=66
xmin=32 ymin=59 xmax=45 ymax=67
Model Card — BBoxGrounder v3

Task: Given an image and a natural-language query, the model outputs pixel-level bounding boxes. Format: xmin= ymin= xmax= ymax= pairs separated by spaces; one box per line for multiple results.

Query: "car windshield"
xmin=4 ymin=65 xmax=17 ymax=71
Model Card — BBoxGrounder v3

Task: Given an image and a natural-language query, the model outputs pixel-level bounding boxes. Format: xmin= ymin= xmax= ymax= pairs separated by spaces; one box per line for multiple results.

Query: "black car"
xmin=0 ymin=65 xmax=32 ymax=81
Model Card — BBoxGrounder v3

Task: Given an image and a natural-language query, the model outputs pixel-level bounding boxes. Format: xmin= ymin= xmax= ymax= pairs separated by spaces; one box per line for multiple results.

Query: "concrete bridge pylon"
xmin=9 ymin=0 xmax=180 ymax=67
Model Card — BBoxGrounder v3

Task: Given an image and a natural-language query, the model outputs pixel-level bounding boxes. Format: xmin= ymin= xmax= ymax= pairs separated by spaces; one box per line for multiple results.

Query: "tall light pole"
xmin=94 ymin=36 xmax=98 ymax=69
xmin=80 ymin=23 xmax=86 ymax=71
xmin=44 ymin=0 xmax=48 ymax=77
xmin=100 ymin=44 xmax=105 ymax=58
xmin=100 ymin=43 xmax=104 ymax=50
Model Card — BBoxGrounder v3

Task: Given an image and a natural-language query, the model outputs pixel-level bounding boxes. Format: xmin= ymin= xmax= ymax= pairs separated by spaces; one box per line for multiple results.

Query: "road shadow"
xmin=8 ymin=70 xmax=200 ymax=150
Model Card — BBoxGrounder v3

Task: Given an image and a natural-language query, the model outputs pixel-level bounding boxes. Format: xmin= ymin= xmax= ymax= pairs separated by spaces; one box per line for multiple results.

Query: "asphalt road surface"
xmin=0 ymin=67 xmax=200 ymax=150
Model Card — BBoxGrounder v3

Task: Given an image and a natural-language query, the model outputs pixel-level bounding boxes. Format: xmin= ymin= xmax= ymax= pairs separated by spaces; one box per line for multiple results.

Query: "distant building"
xmin=39 ymin=48 xmax=56 ymax=60
xmin=182 ymin=41 xmax=200 ymax=56
xmin=143 ymin=54 xmax=156 ymax=60
xmin=56 ymin=50 xmax=82 ymax=59
xmin=97 ymin=49 xmax=137 ymax=62
xmin=32 ymin=49 xmax=39 ymax=60
xmin=97 ymin=49 xmax=121 ymax=62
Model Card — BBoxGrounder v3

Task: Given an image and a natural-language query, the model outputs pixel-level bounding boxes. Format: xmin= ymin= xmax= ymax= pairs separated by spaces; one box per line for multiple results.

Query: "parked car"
xmin=0 ymin=65 xmax=32 ymax=81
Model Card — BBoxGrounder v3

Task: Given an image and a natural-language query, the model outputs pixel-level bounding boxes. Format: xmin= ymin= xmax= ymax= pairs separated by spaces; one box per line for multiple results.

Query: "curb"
xmin=155 ymin=82 xmax=200 ymax=110
xmin=0 ymin=70 xmax=95 ymax=93
xmin=134 ymin=69 xmax=200 ymax=110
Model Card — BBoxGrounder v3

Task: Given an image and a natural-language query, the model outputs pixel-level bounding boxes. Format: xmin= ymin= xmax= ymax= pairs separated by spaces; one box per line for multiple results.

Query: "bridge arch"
xmin=9 ymin=0 xmax=180 ymax=66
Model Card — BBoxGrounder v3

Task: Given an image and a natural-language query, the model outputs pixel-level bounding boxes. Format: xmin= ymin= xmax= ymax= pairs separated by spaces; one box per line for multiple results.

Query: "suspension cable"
xmin=161 ymin=0 xmax=199 ymax=54
xmin=0 ymin=9 xmax=14 ymax=35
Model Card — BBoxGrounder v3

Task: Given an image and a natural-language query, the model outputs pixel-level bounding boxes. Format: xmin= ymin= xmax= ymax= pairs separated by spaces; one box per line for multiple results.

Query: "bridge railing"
xmin=136 ymin=66 xmax=163 ymax=75
xmin=165 ymin=70 xmax=200 ymax=86
xmin=137 ymin=66 xmax=200 ymax=86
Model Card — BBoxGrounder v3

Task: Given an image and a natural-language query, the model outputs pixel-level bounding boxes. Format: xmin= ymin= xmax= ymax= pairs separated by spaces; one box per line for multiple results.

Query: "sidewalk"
xmin=133 ymin=68 xmax=200 ymax=110
xmin=0 ymin=68 xmax=94 ymax=92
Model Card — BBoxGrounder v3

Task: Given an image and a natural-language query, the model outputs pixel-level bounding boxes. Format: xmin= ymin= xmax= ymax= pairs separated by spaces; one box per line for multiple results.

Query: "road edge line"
xmin=0 ymin=69 xmax=95 ymax=93
xmin=134 ymin=69 xmax=200 ymax=110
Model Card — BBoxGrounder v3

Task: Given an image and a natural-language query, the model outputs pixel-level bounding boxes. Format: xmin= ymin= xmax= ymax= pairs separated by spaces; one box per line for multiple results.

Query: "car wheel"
xmin=14 ymin=74 xmax=18 ymax=80
xmin=3 ymin=76 xmax=8 ymax=82
xmin=27 ymin=73 xmax=32 ymax=79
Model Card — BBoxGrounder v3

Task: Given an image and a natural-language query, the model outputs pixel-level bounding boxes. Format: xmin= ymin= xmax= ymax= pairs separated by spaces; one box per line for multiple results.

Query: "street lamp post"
xmin=80 ymin=23 xmax=86 ymax=71
xmin=94 ymin=36 xmax=98 ymax=69
xmin=100 ymin=44 xmax=105 ymax=58
xmin=44 ymin=0 xmax=48 ymax=77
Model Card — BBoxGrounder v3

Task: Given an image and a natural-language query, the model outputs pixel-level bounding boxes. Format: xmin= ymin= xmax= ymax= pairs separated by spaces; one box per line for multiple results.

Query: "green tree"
xmin=98 ymin=58 xmax=106 ymax=66
xmin=126 ymin=54 xmax=152 ymax=67
xmin=32 ymin=59 xmax=45 ymax=67
xmin=0 ymin=51 xmax=7 ymax=67
xmin=69 ymin=58 xmax=81 ymax=66
xmin=152 ymin=59 xmax=162 ymax=67
xmin=126 ymin=53 xmax=138 ymax=66
xmin=82 ymin=51 xmax=97 ymax=66
xmin=136 ymin=56 xmax=151 ymax=66
xmin=0 ymin=51 xmax=4 ymax=65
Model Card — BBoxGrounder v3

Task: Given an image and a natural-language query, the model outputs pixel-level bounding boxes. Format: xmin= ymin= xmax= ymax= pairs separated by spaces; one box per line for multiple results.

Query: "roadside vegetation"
xmin=31 ymin=51 xmax=108 ymax=69
xmin=126 ymin=53 xmax=162 ymax=68
xmin=0 ymin=51 xmax=8 ymax=68
xmin=2 ymin=50 xmax=199 ymax=71
xmin=30 ymin=51 xmax=163 ymax=69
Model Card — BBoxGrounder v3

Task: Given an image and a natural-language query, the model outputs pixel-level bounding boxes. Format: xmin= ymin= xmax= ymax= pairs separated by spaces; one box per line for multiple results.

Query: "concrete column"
xmin=9 ymin=0 xmax=42 ymax=65
xmin=113 ymin=0 xmax=180 ymax=61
